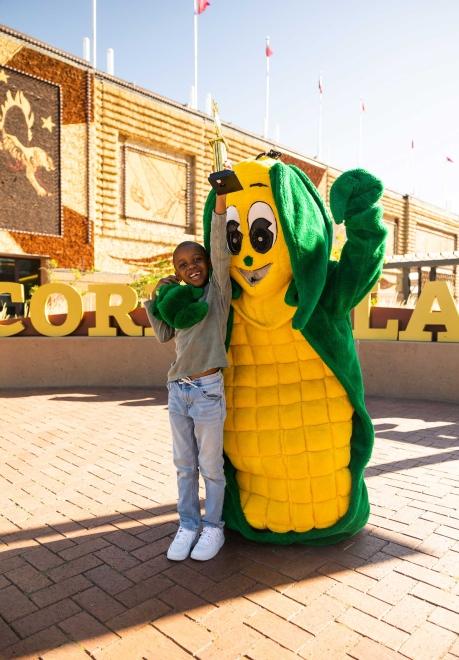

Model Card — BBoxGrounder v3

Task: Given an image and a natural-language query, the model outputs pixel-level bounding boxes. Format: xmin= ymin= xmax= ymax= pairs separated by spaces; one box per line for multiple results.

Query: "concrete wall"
xmin=0 ymin=338 xmax=457 ymax=404
xmin=357 ymin=340 xmax=458 ymax=404
xmin=0 ymin=338 xmax=174 ymax=388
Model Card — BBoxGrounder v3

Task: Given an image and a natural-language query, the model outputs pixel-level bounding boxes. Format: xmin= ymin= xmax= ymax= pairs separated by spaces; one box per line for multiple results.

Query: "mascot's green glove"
xmin=330 ymin=168 xmax=384 ymax=223
xmin=152 ymin=282 xmax=208 ymax=329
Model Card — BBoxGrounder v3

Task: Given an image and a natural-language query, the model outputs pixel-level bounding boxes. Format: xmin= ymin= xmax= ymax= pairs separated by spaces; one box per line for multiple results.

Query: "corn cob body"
xmin=203 ymin=157 xmax=386 ymax=544
xmin=224 ymin=306 xmax=353 ymax=533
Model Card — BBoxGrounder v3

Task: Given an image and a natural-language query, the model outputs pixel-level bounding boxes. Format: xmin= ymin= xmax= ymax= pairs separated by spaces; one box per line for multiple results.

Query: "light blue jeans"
xmin=167 ymin=371 xmax=226 ymax=531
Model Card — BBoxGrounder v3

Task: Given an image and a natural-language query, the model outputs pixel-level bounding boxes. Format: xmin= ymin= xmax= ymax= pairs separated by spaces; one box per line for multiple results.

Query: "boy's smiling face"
xmin=173 ymin=243 xmax=210 ymax=287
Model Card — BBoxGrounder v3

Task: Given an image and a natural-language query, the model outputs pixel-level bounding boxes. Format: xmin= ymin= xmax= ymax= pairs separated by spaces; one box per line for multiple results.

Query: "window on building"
xmin=415 ymin=225 xmax=455 ymax=253
xmin=384 ymin=218 xmax=398 ymax=256
xmin=122 ymin=143 xmax=192 ymax=230
xmin=0 ymin=257 xmax=41 ymax=316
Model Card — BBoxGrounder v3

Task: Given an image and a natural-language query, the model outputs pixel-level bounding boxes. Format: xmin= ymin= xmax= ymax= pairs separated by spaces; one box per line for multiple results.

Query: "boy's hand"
xmin=154 ymin=275 xmax=179 ymax=295
xmin=213 ymin=159 xmax=231 ymax=214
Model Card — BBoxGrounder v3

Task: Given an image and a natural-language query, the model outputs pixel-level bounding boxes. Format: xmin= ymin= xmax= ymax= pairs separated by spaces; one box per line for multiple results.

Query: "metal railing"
xmin=383 ymin=251 xmax=459 ymax=303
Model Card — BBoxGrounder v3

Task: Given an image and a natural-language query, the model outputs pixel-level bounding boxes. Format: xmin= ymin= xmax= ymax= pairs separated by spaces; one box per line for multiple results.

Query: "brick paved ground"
xmin=0 ymin=389 xmax=457 ymax=659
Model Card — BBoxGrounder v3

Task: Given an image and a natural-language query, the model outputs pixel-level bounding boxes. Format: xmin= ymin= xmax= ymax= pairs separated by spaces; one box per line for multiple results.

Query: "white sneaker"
xmin=190 ymin=526 xmax=225 ymax=561
xmin=167 ymin=527 xmax=199 ymax=561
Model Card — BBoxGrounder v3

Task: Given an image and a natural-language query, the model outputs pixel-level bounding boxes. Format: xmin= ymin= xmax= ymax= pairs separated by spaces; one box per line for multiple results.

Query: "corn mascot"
xmin=202 ymin=154 xmax=387 ymax=546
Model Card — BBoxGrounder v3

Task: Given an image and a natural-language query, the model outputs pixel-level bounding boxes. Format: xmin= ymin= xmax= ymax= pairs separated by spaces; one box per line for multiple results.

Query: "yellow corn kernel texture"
xmin=224 ymin=312 xmax=353 ymax=533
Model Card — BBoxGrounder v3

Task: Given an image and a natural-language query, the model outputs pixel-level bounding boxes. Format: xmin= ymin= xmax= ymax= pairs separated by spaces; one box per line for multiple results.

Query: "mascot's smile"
xmin=237 ymin=263 xmax=271 ymax=286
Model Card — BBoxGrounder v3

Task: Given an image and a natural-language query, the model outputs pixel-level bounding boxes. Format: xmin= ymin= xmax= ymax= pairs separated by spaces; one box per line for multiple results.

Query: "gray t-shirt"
xmin=145 ymin=212 xmax=231 ymax=382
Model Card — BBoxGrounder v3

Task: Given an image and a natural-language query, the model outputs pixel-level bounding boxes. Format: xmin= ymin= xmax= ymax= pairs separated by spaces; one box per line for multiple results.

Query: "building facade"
xmin=1 ymin=25 xmax=457 ymax=305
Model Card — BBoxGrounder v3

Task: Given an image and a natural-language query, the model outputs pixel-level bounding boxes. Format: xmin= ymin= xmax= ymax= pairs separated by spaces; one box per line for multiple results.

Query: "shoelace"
xmin=176 ymin=526 xmax=194 ymax=539
xmin=199 ymin=528 xmax=219 ymax=545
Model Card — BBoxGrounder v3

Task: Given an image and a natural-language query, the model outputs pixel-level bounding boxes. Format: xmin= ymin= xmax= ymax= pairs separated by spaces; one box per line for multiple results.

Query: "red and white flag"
xmin=196 ymin=0 xmax=210 ymax=14
xmin=318 ymin=76 xmax=323 ymax=95
xmin=265 ymin=43 xmax=273 ymax=57
xmin=446 ymin=155 xmax=454 ymax=163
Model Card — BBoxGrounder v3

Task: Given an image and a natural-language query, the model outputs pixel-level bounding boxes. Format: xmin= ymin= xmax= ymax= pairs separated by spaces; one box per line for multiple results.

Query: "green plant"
xmin=0 ymin=303 xmax=10 ymax=320
xmin=130 ymin=254 xmax=172 ymax=303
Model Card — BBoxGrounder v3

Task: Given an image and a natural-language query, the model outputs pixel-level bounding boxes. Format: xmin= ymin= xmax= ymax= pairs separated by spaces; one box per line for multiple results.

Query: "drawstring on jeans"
xmin=178 ymin=377 xmax=199 ymax=388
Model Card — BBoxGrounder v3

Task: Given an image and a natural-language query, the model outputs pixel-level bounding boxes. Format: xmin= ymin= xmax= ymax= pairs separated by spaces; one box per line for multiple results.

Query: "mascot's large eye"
xmin=248 ymin=202 xmax=277 ymax=254
xmin=226 ymin=205 xmax=242 ymax=255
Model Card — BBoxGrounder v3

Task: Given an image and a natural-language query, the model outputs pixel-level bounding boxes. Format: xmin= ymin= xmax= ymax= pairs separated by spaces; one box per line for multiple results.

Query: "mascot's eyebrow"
xmin=250 ymin=182 xmax=269 ymax=188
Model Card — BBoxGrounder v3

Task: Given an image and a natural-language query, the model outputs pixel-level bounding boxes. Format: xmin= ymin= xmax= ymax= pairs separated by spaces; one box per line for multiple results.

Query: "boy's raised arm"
xmin=210 ymin=193 xmax=231 ymax=298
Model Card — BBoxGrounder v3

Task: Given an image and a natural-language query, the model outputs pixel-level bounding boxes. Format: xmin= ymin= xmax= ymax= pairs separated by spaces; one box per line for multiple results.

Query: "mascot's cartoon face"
xmin=226 ymin=160 xmax=292 ymax=298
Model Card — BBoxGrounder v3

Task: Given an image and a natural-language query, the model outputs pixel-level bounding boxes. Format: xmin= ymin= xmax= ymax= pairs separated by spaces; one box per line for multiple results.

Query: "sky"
xmin=2 ymin=0 xmax=459 ymax=214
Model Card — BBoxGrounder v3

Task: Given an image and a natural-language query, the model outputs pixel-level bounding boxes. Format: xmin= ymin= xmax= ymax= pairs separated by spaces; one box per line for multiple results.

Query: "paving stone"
xmin=349 ymin=636 xmax=407 ymax=659
xmin=298 ymin=621 xmax=362 ymax=658
xmin=30 ymin=575 xmax=93 ymax=608
xmin=368 ymin=571 xmax=418 ymax=605
xmin=1 ymin=625 xmax=69 ymax=658
xmin=6 ymin=563 xmax=52 ymax=593
xmin=399 ymin=620 xmax=458 ymax=660
xmin=337 ymin=607 xmax=409 ymax=650
xmin=196 ymin=598 xmax=260 ymax=632
xmin=72 ymin=585 xmax=126 ymax=622
xmin=0 ymin=585 xmax=38 ymax=622
xmin=92 ymin=624 xmax=190 ymax=659
xmin=428 ymin=606 xmax=459 ymax=634
xmin=0 ymin=392 xmax=458 ymax=659
xmin=22 ymin=546 xmax=65 ymax=571
xmin=58 ymin=611 xmax=120 ymax=653
xmin=291 ymin=594 xmax=348 ymax=635
xmin=245 ymin=585 xmax=303 ymax=620
xmin=199 ymin=624 xmax=264 ymax=659
xmin=115 ymin=573 xmax=174 ymax=608
xmin=84 ymin=563 xmax=134 ymax=595
xmin=106 ymin=597 xmax=171 ymax=633
xmin=0 ymin=616 xmax=20 ymax=651
xmin=246 ymin=636 xmax=299 ymax=660
xmin=153 ymin=612 xmax=214 ymax=655
xmin=246 ymin=609 xmax=313 ymax=652
xmin=412 ymin=583 xmax=459 ymax=614
xmin=11 ymin=598 xmax=81 ymax=638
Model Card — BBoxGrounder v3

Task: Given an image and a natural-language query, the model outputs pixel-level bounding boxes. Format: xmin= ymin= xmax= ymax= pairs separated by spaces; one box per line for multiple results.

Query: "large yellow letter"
xmin=0 ymin=282 xmax=25 ymax=337
xmin=88 ymin=284 xmax=143 ymax=337
xmin=353 ymin=291 xmax=399 ymax=340
xmin=399 ymin=280 xmax=459 ymax=342
xmin=30 ymin=283 xmax=84 ymax=336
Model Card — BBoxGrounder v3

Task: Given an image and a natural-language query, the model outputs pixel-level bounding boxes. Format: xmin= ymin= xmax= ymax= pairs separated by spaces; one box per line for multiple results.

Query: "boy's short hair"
xmin=173 ymin=242 xmax=209 ymax=261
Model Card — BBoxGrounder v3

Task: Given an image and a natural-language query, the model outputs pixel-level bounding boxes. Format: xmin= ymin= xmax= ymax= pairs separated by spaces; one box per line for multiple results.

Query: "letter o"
xmin=30 ymin=283 xmax=83 ymax=337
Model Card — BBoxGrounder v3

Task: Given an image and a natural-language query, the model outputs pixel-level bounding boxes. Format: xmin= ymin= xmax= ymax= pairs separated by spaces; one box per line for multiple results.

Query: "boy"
xmin=145 ymin=193 xmax=231 ymax=561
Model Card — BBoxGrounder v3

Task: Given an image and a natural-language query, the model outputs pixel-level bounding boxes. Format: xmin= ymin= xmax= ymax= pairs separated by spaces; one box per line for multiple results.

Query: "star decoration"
xmin=41 ymin=116 xmax=56 ymax=133
xmin=0 ymin=69 xmax=9 ymax=84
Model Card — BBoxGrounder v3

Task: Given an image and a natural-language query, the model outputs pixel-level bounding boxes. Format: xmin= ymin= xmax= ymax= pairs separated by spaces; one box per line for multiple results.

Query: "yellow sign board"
xmin=1 ymin=280 xmax=458 ymax=341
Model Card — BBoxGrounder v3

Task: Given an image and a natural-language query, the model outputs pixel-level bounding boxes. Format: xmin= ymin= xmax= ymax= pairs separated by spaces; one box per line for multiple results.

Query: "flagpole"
xmin=264 ymin=36 xmax=270 ymax=139
xmin=92 ymin=0 xmax=97 ymax=69
xmin=409 ymin=139 xmax=415 ymax=195
xmin=193 ymin=0 xmax=198 ymax=109
xmin=443 ymin=158 xmax=448 ymax=209
xmin=444 ymin=156 xmax=454 ymax=209
xmin=317 ymin=75 xmax=323 ymax=160
xmin=358 ymin=98 xmax=364 ymax=166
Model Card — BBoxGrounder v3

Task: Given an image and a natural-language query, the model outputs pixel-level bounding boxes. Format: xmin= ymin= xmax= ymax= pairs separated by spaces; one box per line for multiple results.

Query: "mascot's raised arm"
xmin=203 ymin=154 xmax=387 ymax=546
